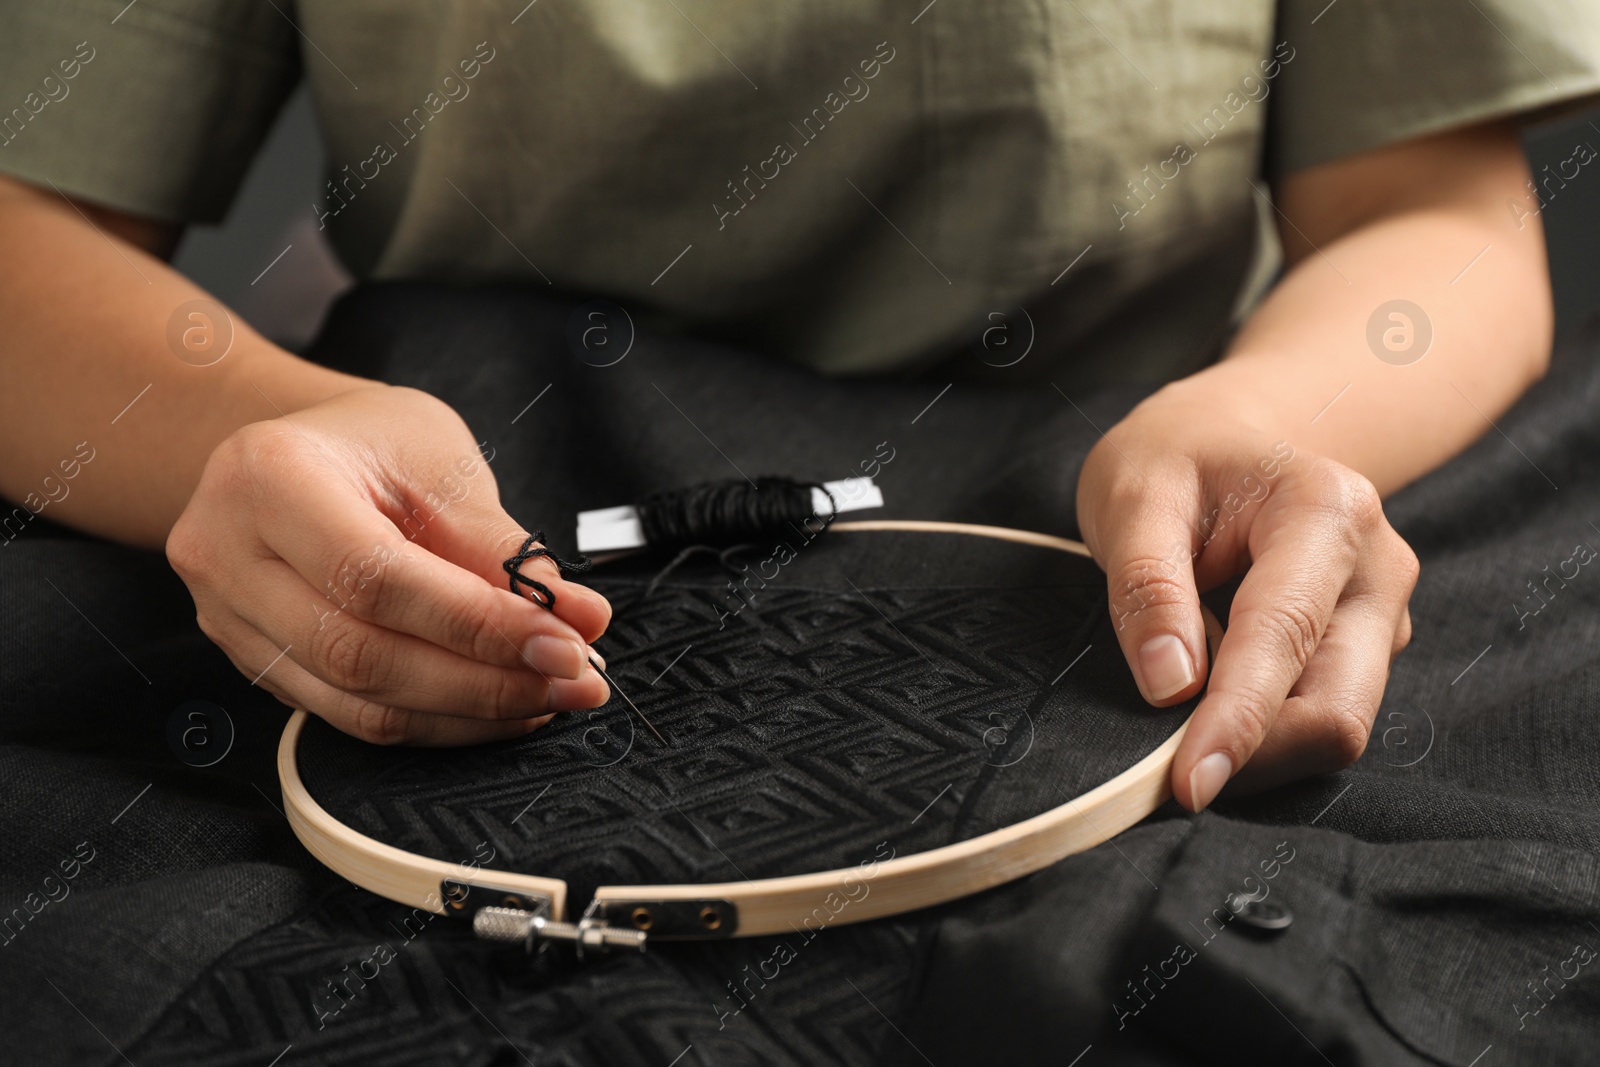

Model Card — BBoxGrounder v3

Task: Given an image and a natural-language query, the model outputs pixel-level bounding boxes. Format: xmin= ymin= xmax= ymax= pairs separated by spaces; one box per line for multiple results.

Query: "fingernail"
xmin=586 ymin=645 xmax=606 ymax=672
xmin=523 ymin=635 xmax=585 ymax=680
xmin=1189 ymin=752 xmax=1232 ymax=811
xmin=1139 ymin=634 xmax=1195 ymax=702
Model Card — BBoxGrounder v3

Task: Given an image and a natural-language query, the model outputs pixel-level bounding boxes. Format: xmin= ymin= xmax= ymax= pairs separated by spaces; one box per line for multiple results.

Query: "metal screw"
xmin=472 ymin=905 xmax=648 ymax=956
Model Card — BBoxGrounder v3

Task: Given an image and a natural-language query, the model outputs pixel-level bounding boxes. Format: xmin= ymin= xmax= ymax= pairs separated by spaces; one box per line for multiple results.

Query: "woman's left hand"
xmin=1074 ymin=379 xmax=1421 ymax=810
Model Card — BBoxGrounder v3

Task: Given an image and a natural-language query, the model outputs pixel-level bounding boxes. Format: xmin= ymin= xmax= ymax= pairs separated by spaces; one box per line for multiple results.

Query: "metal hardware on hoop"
xmin=445 ymin=878 xmax=742 ymax=956
xmin=470 ymin=903 xmax=648 ymax=958
xmin=442 ymin=877 xmax=646 ymax=957
xmin=592 ymin=897 xmax=739 ymax=939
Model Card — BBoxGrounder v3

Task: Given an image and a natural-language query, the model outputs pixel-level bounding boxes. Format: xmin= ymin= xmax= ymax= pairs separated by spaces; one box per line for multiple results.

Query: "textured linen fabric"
xmin=3 ymin=1 xmax=1600 ymax=385
xmin=296 ymin=566 xmax=1190 ymax=904
xmin=0 ymin=281 xmax=1168 ymax=1067
xmin=3 ymin=283 xmax=1600 ymax=1066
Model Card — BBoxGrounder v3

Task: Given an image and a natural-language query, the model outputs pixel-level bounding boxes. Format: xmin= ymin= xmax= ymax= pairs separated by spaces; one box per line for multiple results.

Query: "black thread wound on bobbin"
xmin=635 ymin=476 xmax=833 ymax=552
xmin=503 ymin=531 xmax=593 ymax=611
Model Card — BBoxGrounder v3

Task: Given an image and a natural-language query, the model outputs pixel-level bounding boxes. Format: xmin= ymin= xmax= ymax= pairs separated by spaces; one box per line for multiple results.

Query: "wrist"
xmin=1138 ymin=361 xmax=1285 ymax=443
xmin=218 ymin=339 xmax=384 ymax=420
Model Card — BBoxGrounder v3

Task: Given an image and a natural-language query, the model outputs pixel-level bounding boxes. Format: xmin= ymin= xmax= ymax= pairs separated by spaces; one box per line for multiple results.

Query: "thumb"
xmin=1087 ymin=493 xmax=1209 ymax=709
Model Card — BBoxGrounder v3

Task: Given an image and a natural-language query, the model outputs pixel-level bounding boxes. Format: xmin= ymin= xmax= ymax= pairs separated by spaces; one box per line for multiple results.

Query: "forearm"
xmin=1161 ymin=125 xmax=1551 ymax=497
xmin=0 ymin=177 xmax=373 ymax=550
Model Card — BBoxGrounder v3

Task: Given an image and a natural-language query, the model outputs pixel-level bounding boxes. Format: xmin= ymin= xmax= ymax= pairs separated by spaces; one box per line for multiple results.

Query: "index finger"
xmin=257 ymin=478 xmax=590 ymax=679
xmin=1171 ymin=502 xmax=1357 ymax=810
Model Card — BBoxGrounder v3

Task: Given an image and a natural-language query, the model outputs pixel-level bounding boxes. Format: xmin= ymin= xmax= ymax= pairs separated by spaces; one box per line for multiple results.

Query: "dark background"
xmin=174 ymin=86 xmax=1600 ymax=355
xmin=1526 ymin=105 xmax=1600 ymax=334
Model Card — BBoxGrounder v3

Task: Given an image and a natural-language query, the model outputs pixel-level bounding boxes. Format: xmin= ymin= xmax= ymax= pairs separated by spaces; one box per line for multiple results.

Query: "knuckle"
xmin=324 ymin=543 xmax=396 ymax=620
xmin=1321 ymin=697 xmax=1376 ymax=769
xmin=1094 ymin=468 xmax=1146 ymax=519
xmin=193 ymin=609 xmax=226 ymax=648
xmin=233 ymin=421 xmax=302 ymax=468
xmin=1083 ymin=458 xmax=1156 ymax=537
xmin=461 ymin=595 xmax=518 ymax=665
xmin=491 ymin=525 xmax=534 ymax=563
xmin=164 ymin=515 xmax=210 ymax=581
xmin=187 ymin=424 xmax=294 ymax=528
xmin=198 ymin=426 xmax=252 ymax=481
xmin=1394 ymin=540 xmax=1422 ymax=591
xmin=1339 ymin=471 xmax=1385 ymax=531
xmin=1307 ymin=463 xmax=1385 ymax=530
xmin=1241 ymin=600 xmax=1322 ymax=672
xmin=1393 ymin=610 xmax=1414 ymax=657
xmin=1107 ymin=553 xmax=1191 ymax=623
xmin=316 ymin=617 xmax=389 ymax=694
xmin=421 ymin=583 xmax=515 ymax=666
xmin=1223 ymin=681 xmax=1279 ymax=748
xmin=350 ymin=701 xmax=413 ymax=746
xmin=481 ymin=667 xmax=544 ymax=720
xmin=217 ymin=422 xmax=297 ymax=493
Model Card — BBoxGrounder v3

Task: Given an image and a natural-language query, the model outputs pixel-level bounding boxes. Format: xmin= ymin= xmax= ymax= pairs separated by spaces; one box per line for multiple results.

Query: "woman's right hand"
xmin=167 ymin=383 xmax=613 ymax=745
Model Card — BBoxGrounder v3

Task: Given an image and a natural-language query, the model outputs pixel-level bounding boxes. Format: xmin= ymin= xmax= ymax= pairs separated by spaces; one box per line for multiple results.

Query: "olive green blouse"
xmin=3 ymin=0 xmax=1598 ymax=384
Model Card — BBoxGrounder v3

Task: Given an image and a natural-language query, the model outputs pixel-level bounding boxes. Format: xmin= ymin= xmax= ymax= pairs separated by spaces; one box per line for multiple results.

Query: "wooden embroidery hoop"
xmin=278 ymin=520 xmax=1218 ymax=954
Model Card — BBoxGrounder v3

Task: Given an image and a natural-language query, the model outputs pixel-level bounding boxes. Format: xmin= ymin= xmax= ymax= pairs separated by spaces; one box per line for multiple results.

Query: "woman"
xmin=0 ymin=0 xmax=1595 ymax=816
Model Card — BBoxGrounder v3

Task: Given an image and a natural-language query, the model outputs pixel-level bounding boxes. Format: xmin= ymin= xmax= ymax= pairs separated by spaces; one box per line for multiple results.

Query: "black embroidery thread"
xmin=642 ymin=542 xmax=758 ymax=601
xmin=501 ymin=531 xmax=668 ymax=746
xmin=635 ymin=476 xmax=833 ymax=551
xmin=502 ymin=530 xmax=593 ymax=611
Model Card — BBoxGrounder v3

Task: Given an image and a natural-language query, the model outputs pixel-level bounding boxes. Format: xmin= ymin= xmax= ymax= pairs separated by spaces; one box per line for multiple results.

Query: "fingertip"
xmin=557 ymin=583 xmax=613 ymax=643
xmin=1183 ymin=751 xmax=1233 ymax=812
xmin=547 ymin=671 xmax=609 ymax=712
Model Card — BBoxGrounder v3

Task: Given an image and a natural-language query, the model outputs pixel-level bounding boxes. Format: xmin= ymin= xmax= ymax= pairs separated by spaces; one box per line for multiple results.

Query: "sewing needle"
xmin=590 ymin=656 xmax=669 ymax=746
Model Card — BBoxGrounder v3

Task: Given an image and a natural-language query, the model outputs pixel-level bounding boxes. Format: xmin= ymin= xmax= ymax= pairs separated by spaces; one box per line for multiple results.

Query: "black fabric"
xmin=1 ymin=283 xmax=1598 ymax=1066
xmin=298 ymin=554 xmax=1189 ymax=903
xmin=0 ymin=536 xmax=318 ymax=1063
xmin=892 ymin=328 xmax=1600 ymax=1063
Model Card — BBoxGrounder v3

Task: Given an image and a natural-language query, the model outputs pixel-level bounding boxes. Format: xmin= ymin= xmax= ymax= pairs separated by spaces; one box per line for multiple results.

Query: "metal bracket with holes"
xmin=592 ymin=897 xmax=738 ymax=939
xmin=441 ymin=879 xmax=738 ymax=954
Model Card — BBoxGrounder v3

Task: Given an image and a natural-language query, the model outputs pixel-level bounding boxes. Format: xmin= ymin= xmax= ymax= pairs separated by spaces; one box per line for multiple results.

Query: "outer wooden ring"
xmin=278 ymin=521 xmax=1204 ymax=936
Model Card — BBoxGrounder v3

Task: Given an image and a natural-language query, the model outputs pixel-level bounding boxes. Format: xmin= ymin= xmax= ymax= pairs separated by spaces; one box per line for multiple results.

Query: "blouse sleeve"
xmin=0 ymin=0 xmax=301 ymax=222
xmin=1268 ymin=0 xmax=1600 ymax=173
